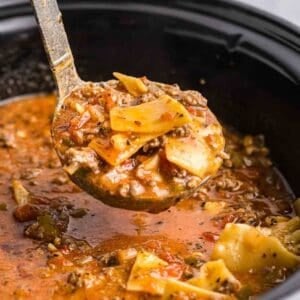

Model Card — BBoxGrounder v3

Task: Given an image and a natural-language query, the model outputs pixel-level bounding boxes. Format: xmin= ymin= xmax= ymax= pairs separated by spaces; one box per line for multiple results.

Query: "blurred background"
xmin=0 ymin=0 xmax=299 ymax=28
xmin=237 ymin=0 xmax=300 ymax=26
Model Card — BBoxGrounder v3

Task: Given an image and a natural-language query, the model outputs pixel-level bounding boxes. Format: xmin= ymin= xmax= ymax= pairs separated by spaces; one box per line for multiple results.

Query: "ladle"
xmin=30 ymin=0 xmax=225 ymax=212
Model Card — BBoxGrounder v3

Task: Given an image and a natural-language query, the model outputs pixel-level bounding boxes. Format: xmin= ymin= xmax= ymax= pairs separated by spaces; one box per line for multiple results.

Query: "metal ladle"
xmin=30 ymin=0 xmax=225 ymax=213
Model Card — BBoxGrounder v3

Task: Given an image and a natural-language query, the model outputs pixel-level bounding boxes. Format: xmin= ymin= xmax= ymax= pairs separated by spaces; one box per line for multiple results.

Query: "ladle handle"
xmin=30 ymin=0 xmax=82 ymax=104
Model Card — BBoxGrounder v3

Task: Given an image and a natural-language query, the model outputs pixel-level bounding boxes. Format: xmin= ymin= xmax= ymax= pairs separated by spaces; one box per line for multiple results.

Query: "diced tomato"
xmin=159 ymin=251 xmax=177 ymax=264
xmin=202 ymin=231 xmax=219 ymax=242
xmin=160 ymin=263 xmax=184 ymax=279
xmin=204 ymin=135 xmax=214 ymax=147
xmin=187 ymin=106 xmax=207 ymax=117
xmin=187 ymin=106 xmax=198 ymax=116
xmin=103 ymin=90 xmax=115 ymax=111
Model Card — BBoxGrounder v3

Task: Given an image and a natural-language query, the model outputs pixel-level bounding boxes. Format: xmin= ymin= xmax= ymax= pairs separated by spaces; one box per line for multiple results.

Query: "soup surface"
xmin=0 ymin=95 xmax=299 ymax=299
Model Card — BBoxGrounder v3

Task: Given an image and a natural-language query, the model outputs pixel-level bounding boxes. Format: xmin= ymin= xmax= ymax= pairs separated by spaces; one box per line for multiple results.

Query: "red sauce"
xmin=0 ymin=95 xmax=295 ymax=299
